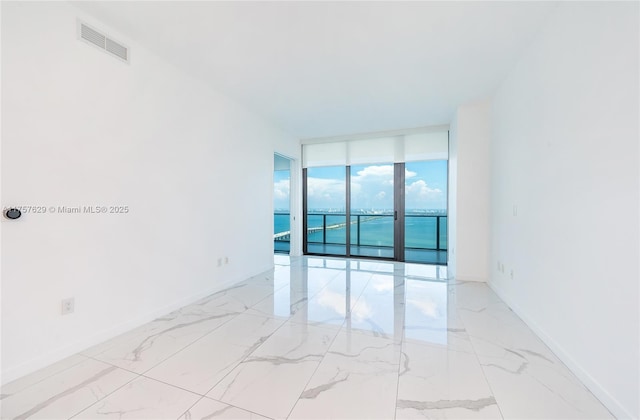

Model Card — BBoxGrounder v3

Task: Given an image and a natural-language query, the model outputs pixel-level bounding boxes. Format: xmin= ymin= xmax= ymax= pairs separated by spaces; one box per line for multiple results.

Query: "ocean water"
xmin=274 ymin=213 xmax=447 ymax=250
xmin=274 ymin=214 xmax=290 ymax=235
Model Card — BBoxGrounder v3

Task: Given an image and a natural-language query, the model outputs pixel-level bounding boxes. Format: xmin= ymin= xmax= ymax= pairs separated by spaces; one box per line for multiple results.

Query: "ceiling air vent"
xmin=78 ymin=20 xmax=129 ymax=64
xmin=106 ymin=38 xmax=128 ymax=61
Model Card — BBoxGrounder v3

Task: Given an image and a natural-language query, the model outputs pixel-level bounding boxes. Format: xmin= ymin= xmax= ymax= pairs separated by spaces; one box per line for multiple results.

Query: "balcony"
xmin=274 ymin=212 xmax=447 ymax=264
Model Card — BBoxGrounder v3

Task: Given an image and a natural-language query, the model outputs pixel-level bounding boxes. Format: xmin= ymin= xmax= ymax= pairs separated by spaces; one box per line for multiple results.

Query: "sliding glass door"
xmin=304 ymin=166 xmax=347 ymax=256
xmin=349 ymin=164 xmax=395 ymax=258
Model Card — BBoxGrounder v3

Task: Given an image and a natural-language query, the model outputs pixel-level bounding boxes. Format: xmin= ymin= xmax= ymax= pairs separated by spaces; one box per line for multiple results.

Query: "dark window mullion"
xmin=345 ymin=165 xmax=351 ymax=257
xmin=394 ymin=162 xmax=405 ymax=262
xmin=302 ymin=168 xmax=308 ymax=255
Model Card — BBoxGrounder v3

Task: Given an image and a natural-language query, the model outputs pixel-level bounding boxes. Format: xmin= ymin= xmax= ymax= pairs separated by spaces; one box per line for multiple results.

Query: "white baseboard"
xmin=452 ymin=275 xmax=487 ymax=282
xmin=489 ymin=281 xmax=635 ymax=420
xmin=2 ymin=263 xmax=274 ymax=385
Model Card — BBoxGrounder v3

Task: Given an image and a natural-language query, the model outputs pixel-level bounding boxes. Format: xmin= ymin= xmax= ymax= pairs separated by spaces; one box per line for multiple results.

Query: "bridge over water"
xmin=274 ymin=215 xmax=385 ymax=241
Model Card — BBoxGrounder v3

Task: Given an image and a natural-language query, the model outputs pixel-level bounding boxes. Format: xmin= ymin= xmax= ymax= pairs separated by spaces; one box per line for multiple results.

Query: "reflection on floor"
xmin=306 ymin=244 xmax=447 ymax=264
xmin=2 ymin=255 xmax=612 ymax=419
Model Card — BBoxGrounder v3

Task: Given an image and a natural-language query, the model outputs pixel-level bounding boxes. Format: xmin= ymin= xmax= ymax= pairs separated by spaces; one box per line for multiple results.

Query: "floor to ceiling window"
xmin=302 ymin=129 xmax=448 ymax=264
xmin=304 ymin=166 xmax=347 ymax=256
xmin=404 ymin=160 xmax=448 ymax=264
xmin=350 ymin=163 xmax=395 ymax=259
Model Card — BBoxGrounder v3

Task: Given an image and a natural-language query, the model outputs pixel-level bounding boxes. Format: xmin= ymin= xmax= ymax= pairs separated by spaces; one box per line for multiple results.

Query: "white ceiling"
xmin=72 ymin=1 xmax=558 ymax=139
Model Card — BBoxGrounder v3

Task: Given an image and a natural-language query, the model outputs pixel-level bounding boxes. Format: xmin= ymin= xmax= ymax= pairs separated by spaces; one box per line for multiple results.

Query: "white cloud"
xmin=351 ymin=165 xmax=394 ymax=209
xmin=307 ymin=177 xmax=345 ymax=196
xmin=405 ymin=179 xmax=446 ymax=210
xmin=307 ymin=177 xmax=346 ymax=208
xmin=273 ymin=179 xmax=290 ymax=200
xmin=406 ymin=180 xmax=442 ymax=200
xmin=353 ymin=165 xmax=394 ymax=179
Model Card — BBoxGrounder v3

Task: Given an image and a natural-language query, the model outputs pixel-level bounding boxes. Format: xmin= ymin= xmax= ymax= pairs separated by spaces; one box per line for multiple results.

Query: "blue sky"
xmin=275 ymin=161 xmax=447 ymax=211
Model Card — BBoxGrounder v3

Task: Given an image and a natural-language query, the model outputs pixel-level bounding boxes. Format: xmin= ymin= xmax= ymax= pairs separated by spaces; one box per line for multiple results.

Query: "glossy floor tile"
xmin=1 ymin=358 xmax=136 ymax=419
xmin=1 ymin=256 xmax=613 ymax=419
xmin=145 ymin=313 xmax=286 ymax=395
xmin=178 ymin=398 xmax=270 ymax=419
xmin=288 ymin=331 xmax=401 ymax=419
xmin=73 ymin=376 xmax=200 ymax=419
xmin=207 ymin=321 xmax=339 ymax=419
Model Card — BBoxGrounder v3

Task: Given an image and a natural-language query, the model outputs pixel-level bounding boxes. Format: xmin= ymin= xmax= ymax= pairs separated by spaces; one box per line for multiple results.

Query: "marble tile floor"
xmin=1 ymin=255 xmax=613 ymax=419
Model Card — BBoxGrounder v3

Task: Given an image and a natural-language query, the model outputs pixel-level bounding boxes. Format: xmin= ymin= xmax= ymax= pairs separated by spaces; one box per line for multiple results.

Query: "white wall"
xmin=289 ymin=151 xmax=303 ymax=257
xmin=448 ymin=101 xmax=491 ymax=282
xmin=447 ymin=118 xmax=458 ymax=279
xmin=490 ymin=2 xmax=639 ymax=418
xmin=1 ymin=2 xmax=298 ymax=383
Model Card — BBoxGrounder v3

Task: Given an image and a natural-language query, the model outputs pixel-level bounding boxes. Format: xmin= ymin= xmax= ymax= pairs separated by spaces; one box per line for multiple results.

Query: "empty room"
xmin=1 ymin=1 xmax=638 ymax=419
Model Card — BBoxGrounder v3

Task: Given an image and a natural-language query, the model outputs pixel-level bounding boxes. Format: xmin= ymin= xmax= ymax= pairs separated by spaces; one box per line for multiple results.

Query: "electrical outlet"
xmin=217 ymin=258 xmax=222 ymax=267
xmin=225 ymin=256 xmax=229 ymax=264
xmin=61 ymin=298 xmax=75 ymax=315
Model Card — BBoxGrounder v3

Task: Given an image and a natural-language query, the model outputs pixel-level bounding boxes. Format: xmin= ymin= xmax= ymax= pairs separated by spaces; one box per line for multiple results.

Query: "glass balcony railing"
xmin=274 ymin=212 xmax=448 ymax=252
xmin=405 ymin=214 xmax=448 ymax=251
xmin=274 ymin=212 xmax=291 ymax=253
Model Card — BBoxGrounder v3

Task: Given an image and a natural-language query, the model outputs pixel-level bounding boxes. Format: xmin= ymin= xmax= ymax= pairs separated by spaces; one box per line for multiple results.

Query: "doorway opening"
xmin=274 ymin=154 xmax=292 ymax=254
